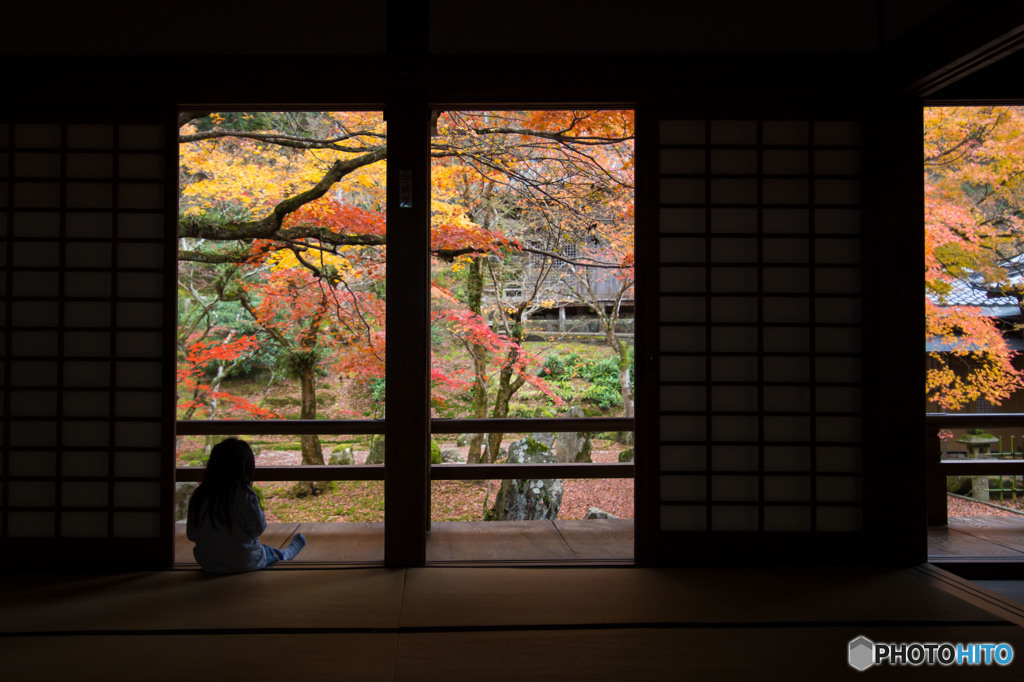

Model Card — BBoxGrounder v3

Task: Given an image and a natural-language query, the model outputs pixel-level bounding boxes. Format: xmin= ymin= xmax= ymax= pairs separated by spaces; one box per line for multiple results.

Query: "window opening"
xmin=428 ymin=110 xmax=635 ymax=560
xmin=175 ymin=108 xmax=637 ymax=564
xmin=176 ymin=112 xmax=388 ymax=559
xmin=925 ymin=106 xmax=1024 ymax=563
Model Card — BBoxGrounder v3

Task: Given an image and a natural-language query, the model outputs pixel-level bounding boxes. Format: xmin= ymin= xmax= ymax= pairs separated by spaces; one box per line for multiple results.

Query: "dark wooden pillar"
xmin=384 ymin=0 xmax=430 ymax=567
xmin=863 ymin=96 xmax=926 ymax=563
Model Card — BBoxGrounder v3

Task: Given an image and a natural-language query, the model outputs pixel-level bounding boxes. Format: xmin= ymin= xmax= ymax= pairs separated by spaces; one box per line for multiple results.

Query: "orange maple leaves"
xmin=926 ymin=106 xmax=1024 ymax=410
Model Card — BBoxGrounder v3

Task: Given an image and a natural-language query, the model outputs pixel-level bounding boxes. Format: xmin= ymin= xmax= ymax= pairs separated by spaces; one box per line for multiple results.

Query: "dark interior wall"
xmin=2 ymin=0 xmax=997 ymax=569
xmin=0 ymin=1 xmax=956 ymax=57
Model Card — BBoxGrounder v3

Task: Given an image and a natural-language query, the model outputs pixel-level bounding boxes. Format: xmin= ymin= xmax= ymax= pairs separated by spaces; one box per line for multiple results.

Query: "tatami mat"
xmin=0 ymin=568 xmax=405 ymax=633
xmin=398 ymin=565 xmax=1010 ymax=628
xmin=2 ymin=565 xmax=1023 ymax=681
xmin=175 ymin=520 xmax=630 ymax=566
xmin=2 ymin=633 xmax=398 ymax=682
xmin=395 ymin=625 xmax=1024 ymax=681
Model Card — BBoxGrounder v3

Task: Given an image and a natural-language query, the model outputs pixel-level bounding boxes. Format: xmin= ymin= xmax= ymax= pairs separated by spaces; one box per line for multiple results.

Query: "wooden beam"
xmin=176 ymin=420 xmax=385 ymax=436
xmin=885 ymin=0 xmax=1024 ymax=97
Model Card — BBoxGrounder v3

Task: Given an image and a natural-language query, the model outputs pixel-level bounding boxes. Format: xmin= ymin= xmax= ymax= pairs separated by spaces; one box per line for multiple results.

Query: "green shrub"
xmin=541 ymin=351 xmax=626 ymax=409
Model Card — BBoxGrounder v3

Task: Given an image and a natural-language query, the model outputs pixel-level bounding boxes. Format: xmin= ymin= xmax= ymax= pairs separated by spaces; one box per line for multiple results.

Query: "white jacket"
xmin=186 ymin=483 xmax=268 ymax=573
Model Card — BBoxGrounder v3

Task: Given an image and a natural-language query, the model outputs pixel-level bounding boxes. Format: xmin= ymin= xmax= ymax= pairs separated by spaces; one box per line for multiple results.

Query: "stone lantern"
xmin=955 ymin=428 xmax=998 ymax=501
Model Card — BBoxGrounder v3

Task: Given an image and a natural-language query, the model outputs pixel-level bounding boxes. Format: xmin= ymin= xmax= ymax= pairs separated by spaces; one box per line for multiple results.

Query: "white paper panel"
xmin=119 ymin=125 xmax=164 ymax=150
xmin=62 ymin=482 xmax=109 ymax=507
xmin=710 ymin=121 xmax=756 ymax=145
xmin=660 ymin=475 xmax=707 ymax=502
xmin=710 ymin=416 xmax=758 ymax=441
xmin=660 ymin=445 xmax=707 ymax=471
xmin=710 ymin=149 xmax=756 ymax=174
xmin=709 ymin=208 xmax=757 ymax=233
xmin=661 ymin=148 xmax=705 ymax=174
xmin=114 ymin=482 xmax=161 ymax=507
xmin=15 ymin=124 xmax=61 ymax=148
xmin=816 ymin=506 xmax=862 ymax=532
xmin=817 ymin=476 xmax=862 ymax=503
xmin=712 ymin=475 xmax=759 ymax=502
xmin=6 ymin=511 xmax=56 ymax=537
xmin=711 ymin=505 xmax=758 ymax=531
xmin=67 ymin=153 xmax=114 ymax=178
xmin=660 ymin=120 xmax=705 ymax=144
xmin=61 ymin=512 xmax=109 ymax=537
xmin=764 ymin=506 xmax=811 ymax=531
xmin=762 ymin=121 xmax=808 ymax=145
xmin=711 ymin=386 xmax=757 ymax=412
xmin=66 ymin=182 xmax=113 ymax=209
xmin=113 ymin=512 xmax=161 ymax=538
xmin=711 ymin=268 xmax=757 ymax=293
xmin=710 ymin=355 xmax=757 ymax=382
xmin=710 ymin=445 xmax=758 ymax=471
xmin=764 ymin=476 xmax=811 ymax=501
xmin=63 ymin=421 xmax=110 ymax=447
xmin=710 ymin=237 xmax=756 ymax=263
xmin=660 ymin=207 xmax=705 ymax=233
xmin=710 ymin=327 xmax=757 ymax=352
xmin=67 ymin=124 xmax=114 ymax=149
xmin=659 ymin=326 xmax=705 ymax=352
xmin=660 ymin=505 xmax=706 ymax=531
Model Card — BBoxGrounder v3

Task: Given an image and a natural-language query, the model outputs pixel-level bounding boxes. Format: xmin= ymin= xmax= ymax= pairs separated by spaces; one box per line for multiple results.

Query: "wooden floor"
xmin=2 ymin=563 xmax=1023 ymax=681
xmin=174 ymin=519 xmax=634 ymax=566
xmin=928 ymin=516 xmax=1024 ymax=562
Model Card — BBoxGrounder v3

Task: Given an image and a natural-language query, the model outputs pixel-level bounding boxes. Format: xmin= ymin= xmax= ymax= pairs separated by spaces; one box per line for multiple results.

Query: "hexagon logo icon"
xmin=849 ymin=636 xmax=875 ymax=671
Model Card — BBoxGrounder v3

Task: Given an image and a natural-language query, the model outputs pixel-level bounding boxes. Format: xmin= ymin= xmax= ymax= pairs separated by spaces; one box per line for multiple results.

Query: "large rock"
xmin=366 ymin=437 xmax=385 ymax=464
xmin=585 ymin=507 xmax=619 ymax=520
xmin=329 ymin=447 xmax=355 ymax=465
xmin=456 ymin=433 xmax=480 ymax=447
xmin=441 ymin=448 xmax=464 ymax=463
xmin=175 ymin=482 xmax=198 ymax=521
xmin=541 ymin=406 xmax=592 ymax=463
xmin=490 ymin=435 xmax=563 ymax=521
xmin=366 ymin=438 xmax=442 ymax=464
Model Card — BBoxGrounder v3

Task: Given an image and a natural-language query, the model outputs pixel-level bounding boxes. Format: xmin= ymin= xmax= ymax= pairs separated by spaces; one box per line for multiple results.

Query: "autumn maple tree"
xmin=926 ymin=106 xmax=1024 ymax=410
xmin=177 ymin=109 xmax=635 ymax=471
xmin=429 ymin=111 xmax=634 ymax=461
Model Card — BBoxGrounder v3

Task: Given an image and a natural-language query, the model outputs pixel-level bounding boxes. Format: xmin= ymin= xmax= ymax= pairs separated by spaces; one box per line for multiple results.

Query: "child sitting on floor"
xmin=186 ymin=437 xmax=306 ymax=573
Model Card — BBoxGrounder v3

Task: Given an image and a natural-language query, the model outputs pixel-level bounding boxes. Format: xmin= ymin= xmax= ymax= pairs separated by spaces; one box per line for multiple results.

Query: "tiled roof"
xmin=928 ymin=269 xmax=1023 ymax=318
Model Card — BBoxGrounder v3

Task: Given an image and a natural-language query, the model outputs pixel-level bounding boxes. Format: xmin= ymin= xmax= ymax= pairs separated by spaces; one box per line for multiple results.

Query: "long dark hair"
xmin=187 ymin=437 xmax=256 ymax=531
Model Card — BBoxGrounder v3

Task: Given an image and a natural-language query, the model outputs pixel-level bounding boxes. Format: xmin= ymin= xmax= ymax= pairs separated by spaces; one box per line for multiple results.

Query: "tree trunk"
xmin=486 ymin=382 xmax=513 ymax=464
xmin=485 ymin=340 xmax=526 ymax=463
xmin=296 ymin=363 xmax=326 ymax=496
xmin=299 ymin=363 xmax=324 ymax=465
xmin=466 ymin=257 xmax=489 ymax=465
xmin=617 ymin=339 xmax=633 ymax=419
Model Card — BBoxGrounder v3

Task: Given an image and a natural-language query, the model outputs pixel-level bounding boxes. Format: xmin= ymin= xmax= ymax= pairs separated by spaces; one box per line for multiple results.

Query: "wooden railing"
xmin=925 ymin=414 xmax=1024 ymax=525
xmin=175 ymin=417 xmax=635 ymax=483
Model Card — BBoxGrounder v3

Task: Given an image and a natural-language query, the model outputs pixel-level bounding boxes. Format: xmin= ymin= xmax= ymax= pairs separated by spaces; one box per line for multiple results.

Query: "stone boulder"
xmin=490 ymin=435 xmax=563 ymax=521
xmin=366 ymin=437 xmax=385 ymax=464
xmin=540 ymin=406 xmax=592 ymax=463
xmin=585 ymin=507 xmax=619 ymax=520
xmin=366 ymin=438 xmax=442 ymax=464
xmin=175 ymin=482 xmax=198 ymax=522
xmin=456 ymin=433 xmax=480 ymax=447
xmin=441 ymin=448 xmax=464 ymax=463
xmin=618 ymin=448 xmax=634 ymax=463
xmin=329 ymin=447 xmax=355 ymax=465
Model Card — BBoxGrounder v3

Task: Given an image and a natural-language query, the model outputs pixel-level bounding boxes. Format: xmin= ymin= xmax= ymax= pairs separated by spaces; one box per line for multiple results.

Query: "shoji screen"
xmin=653 ymin=118 xmax=863 ymax=558
xmin=0 ymin=121 xmax=171 ymax=568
